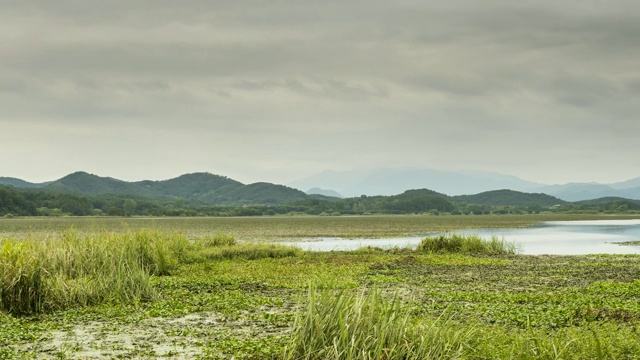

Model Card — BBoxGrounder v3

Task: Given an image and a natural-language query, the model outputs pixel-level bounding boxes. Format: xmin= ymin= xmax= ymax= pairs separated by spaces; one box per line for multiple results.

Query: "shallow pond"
xmin=281 ymin=219 xmax=640 ymax=255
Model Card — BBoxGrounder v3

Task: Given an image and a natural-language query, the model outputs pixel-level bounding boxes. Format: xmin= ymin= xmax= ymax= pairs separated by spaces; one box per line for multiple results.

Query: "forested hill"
xmin=0 ymin=177 xmax=50 ymax=188
xmin=453 ymin=190 xmax=565 ymax=207
xmin=2 ymin=172 xmax=640 ymax=217
xmin=5 ymin=171 xmax=307 ymax=206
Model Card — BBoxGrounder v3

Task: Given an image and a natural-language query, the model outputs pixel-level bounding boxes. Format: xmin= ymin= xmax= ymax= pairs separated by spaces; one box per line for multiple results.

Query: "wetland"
xmin=2 ymin=214 xmax=640 ymax=359
xmin=283 ymin=219 xmax=640 ymax=255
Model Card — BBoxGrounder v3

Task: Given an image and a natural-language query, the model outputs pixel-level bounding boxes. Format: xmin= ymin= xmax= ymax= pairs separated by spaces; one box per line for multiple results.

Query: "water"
xmin=280 ymin=219 xmax=640 ymax=255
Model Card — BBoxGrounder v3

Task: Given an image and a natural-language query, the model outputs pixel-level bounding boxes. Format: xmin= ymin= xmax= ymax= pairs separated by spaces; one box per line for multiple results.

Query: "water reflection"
xmin=280 ymin=220 xmax=640 ymax=255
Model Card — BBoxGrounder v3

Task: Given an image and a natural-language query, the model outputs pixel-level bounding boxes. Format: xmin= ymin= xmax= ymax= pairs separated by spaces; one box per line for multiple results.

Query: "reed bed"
xmin=0 ymin=230 xmax=189 ymax=315
xmin=417 ymin=233 xmax=518 ymax=255
xmin=200 ymin=243 xmax=302 ymax=261
xmin=286 ymin=287 xmax=476 ymax=360
xmin=286 ymin=287 xmax=616 ymax=360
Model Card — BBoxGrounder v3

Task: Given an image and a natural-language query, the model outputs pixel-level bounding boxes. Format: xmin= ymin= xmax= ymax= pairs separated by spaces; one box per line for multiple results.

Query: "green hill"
xmin=226 ymin=182 xmax=308 ymax=205
xmin=46 ymin=172 xmax=155 ymax=196
xmin=453 ymin=189 xmax=565 ymax=207
xmin=135 ymin=173 xmax=244 ymax=199
xmin=0 ymin=177 xmax=49 ymax=188
xmin=572 ymin=197 xmax=640 ymax=211
xmin=30 ymin=171 xmax=307 ymax=206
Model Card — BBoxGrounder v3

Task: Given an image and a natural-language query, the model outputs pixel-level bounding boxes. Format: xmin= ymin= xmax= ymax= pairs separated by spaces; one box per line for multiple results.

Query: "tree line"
xmin=1 ymin=185 xmax=639 ymax=218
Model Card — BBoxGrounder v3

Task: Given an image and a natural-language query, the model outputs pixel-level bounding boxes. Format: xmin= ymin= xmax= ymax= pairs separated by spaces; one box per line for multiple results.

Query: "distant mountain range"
xmin=0 ymin=172 xmax=307 ymax=205
xmin=306 ymin=188 xmax=344 ymax=198
xmin=288 ymin=168 xmax=640 ymax=201
xmin=289 ymin=169 xmax=542 ymax=198
xmin=2 ymin=169 xmax=640 ymax=207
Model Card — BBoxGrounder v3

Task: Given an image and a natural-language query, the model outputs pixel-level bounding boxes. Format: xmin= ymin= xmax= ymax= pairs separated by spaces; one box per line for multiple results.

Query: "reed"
xmin=0 ymin=230 xmax=189 ymax=315
xmin=286 ymin=287 xmax=476 ymax=360
xmin=417 ymin=233 xmax=518 ymax=255
xmin=201 ymin=243 xmax=302 ymax=261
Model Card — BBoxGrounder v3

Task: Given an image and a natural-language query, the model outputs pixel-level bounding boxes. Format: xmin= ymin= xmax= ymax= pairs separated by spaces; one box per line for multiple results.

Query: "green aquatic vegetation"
xmin=2 ymin=217 xmax=640 ymax=358
xmin=199 ymin=232 xmax=237 ymax=247
xmin=417 ymin=233 xmax=518 ymax=255
xmin=202 ymin=255 xmax=370 ymax=289
xmin=200 ymin=243 xmax=302 ymax=261
xmin=286 ymin=287 xmax=476 ymax=360
xmin=0 ymin=230 xmax=189 ymax=315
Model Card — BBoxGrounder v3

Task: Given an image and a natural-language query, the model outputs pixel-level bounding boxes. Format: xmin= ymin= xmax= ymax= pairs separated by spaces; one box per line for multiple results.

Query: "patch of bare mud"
xmin=15 ymin=311 xmax=287 ymax=359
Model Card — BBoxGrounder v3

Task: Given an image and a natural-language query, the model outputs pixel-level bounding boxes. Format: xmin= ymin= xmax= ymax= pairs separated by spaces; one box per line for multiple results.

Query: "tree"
xmin=123 ymin=199 xmax=137 ymax=217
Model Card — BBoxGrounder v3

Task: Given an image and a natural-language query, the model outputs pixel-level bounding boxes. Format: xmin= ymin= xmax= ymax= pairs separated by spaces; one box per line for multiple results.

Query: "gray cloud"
xmin=1 ymin=0 xmax=639 ymax=184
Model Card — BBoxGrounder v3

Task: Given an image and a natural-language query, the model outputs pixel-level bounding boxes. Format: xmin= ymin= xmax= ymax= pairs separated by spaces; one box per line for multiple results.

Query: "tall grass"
xmin=417 ymin=233 xmax=518 ymax=255
xmin=0 ymin=230 xmax=189 ymax=315
xmin=286 ymin=287 xmax=614 ymax=360
xmin=286 ymin=287 xmax=476 ymax=360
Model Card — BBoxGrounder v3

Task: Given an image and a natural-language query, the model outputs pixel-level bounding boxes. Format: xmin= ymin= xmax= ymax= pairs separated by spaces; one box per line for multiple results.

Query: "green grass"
xmin=1 ymin=216 xmax=640 ymax=358
xmin=200 ymin=243 xmax=302 ymax=261
xmin=286 ymin=286 xmax=638 ymax=360
xmin=0 ymin=229 xmax=305 ymax=316
xmin=0 ymin=229 xmax=189 ymax=315
xmin=286 ymin=287 xmax=476 ymax=360
xmin=417 ymin=233 xmax=519 ymax=255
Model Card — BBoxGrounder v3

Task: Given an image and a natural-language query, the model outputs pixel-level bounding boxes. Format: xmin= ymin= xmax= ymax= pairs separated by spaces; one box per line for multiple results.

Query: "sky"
xmin=2 ymin=0 xmax=639 ymax=186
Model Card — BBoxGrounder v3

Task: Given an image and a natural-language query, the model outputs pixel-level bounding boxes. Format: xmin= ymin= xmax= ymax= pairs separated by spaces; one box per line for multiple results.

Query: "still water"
xmin=281 ymin=219 xmax=640 ymax=255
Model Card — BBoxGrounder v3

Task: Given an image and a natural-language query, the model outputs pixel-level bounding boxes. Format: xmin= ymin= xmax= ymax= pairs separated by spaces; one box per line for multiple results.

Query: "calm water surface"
xmin=281 ymin=219 xmax=640 ymax=255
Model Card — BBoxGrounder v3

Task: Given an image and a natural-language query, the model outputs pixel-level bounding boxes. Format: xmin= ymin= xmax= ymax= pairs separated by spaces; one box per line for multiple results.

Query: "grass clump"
xmin=0 ymin=241 xmax=45 ymax=315
xmin=0 ymin=230 xmax=189 ymax=315
xmin=202 ymin=243 xmax=302 ymax=261
xmin=285 ymin=287 xmax=620 ymax=360
xmin=200 ymin=232 xmax=237 ymax=247
xmin=417 ymin=233 xmax=518 ymax=255
xmin=193 ymin=231 xmax=301 ymax=261
xmin=286 ymin=287 xmax=476 ymax=360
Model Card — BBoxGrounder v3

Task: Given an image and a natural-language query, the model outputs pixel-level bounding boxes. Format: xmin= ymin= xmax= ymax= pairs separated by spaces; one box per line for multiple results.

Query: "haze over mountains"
xmin=288 ymin=168 xmax=640 ymax=202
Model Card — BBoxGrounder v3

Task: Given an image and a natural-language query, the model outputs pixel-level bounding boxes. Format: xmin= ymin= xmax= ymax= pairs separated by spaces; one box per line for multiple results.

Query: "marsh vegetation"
xmin=1 ymin=215 xmax=640 ymax=359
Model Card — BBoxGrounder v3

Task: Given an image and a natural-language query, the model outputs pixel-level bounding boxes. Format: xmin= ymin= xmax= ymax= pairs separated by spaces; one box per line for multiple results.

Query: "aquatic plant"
xmin=417 ymin=233 xmax=518 ymax=255
xmin=0 ymin=230 xmax=189 ymax=315
xmin=286 ymin=287 xmax=475 ymax=360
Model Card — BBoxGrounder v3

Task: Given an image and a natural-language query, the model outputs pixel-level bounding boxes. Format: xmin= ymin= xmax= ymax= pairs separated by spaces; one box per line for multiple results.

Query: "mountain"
xmin=192 ymin=181 xmax=307 ymax=205
xmin=610 ymin=177 xmax=640 ymax=190
xmin=5 ymin=171 xmax=308 ymax=206
xmin=0 ymin=177 xmax=50 ymax=188
xmin=289 ymin=168 xmax=544 ymax=197
xmin=46 ymin=172 xmax=155 ymax=196
xmin=572 ymin=197 xmax=640 ymax=211
xmin=306 ymin=188 xmax=344 ymax=198
xmin=4 ymin=170 xmax=640 ymax=205
xmin=135 ymin=172 xmax=244 ymax=199
xmin=536 ymin=183 xmax=640 ymax=202
xmin=453 ymin=189 xmax=565 ymax=207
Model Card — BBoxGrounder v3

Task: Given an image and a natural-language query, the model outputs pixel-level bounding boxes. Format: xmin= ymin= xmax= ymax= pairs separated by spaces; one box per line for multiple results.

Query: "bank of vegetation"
xmin=2 ymin=226 xmax=639 ymax=359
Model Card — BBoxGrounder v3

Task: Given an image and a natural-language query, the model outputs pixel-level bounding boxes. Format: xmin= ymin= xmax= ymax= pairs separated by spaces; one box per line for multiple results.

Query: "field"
xmin=1 ymin=214 xmax=640 ymax=359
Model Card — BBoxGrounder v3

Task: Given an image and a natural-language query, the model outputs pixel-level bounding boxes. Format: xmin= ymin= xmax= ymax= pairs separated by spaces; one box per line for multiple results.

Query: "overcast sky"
xmin=2 ymin=0 xmax=639 ymax=185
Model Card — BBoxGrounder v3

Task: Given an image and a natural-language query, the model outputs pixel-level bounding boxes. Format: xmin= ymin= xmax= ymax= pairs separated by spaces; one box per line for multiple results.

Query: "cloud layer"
xmin=2 ymin=0 xmax=639 ymax=184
